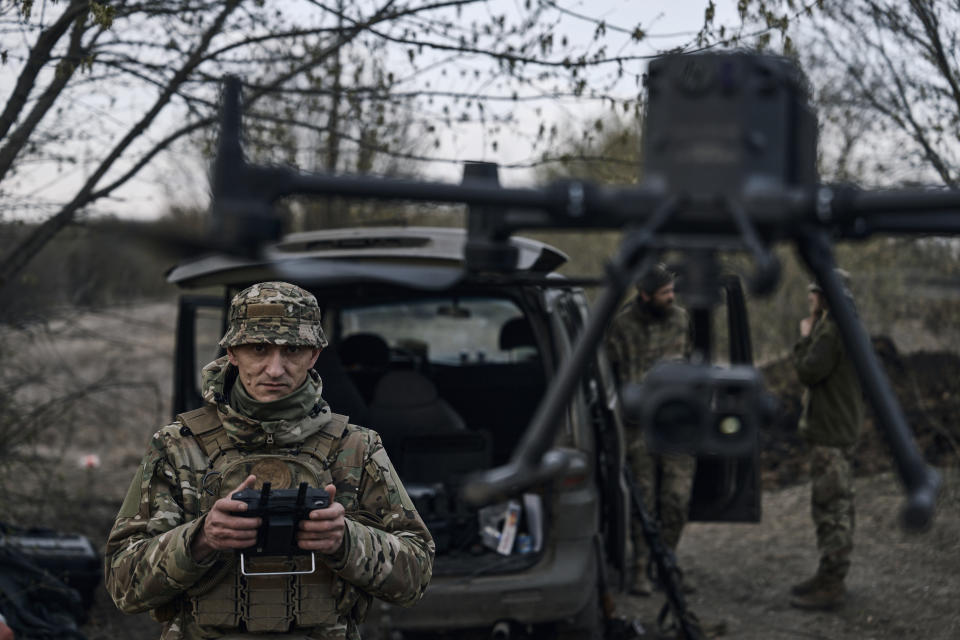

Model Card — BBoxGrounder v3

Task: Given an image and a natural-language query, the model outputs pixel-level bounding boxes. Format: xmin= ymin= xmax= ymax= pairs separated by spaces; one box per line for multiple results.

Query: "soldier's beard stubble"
xmin=644 ymin=299 xmax=672 ymax=319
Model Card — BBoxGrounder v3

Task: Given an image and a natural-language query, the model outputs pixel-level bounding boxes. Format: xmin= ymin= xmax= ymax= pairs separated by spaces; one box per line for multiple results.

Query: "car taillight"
xmin=559 ymin=470 xmax=589 ymax=490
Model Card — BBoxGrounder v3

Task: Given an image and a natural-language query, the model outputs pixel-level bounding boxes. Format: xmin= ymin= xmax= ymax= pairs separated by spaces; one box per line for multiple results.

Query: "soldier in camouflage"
xmin=604 ymin=264 xmax=694 ymax=597
xmin=789 ymin=271 xmax=863 ymax=611
xmin=104 ymin=281 xmax=434 ymax=639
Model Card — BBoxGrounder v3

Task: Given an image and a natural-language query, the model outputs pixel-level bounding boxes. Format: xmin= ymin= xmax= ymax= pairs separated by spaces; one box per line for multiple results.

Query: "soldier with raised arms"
xmin=789 ymin=270 xmax=863 ymax=611
xmin=105 ymin=281 xmax=434 ymax=639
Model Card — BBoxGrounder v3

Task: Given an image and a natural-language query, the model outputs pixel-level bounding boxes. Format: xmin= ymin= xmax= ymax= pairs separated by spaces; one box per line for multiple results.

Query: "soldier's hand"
xmin=800 ymin=316 xmax=814 ymax=337
xmin=192 ymin=474 xmax=262 ymax=561
xmin=298 ymin=484 xmax=345 ymax=555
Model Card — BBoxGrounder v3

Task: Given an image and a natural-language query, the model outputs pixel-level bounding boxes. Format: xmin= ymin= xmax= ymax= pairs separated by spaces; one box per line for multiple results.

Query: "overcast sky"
xmin=2 ymin=0 xmax=748 ymax=221
xmin=415 ymin=0 xmax=747 ymax=184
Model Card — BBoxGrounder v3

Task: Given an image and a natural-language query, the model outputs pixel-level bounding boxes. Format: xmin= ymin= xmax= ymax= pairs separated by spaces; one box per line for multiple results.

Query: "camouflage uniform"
xmin=793 ymin=309 xmax=863 ymax=588
xmin=104 ymin=282 xmax=434 ymax=639
xmin=605 ymin=298 xmax=694 ymax=586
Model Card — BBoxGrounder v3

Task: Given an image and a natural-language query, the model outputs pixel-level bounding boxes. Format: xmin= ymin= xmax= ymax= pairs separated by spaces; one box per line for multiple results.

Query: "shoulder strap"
xmin=298 ymin=413 xmax=350 ymax=467
xmin=176 ymin=405 xmax=229 ymax=458
xmin=177 ymin=407 xmax=351 ymax=464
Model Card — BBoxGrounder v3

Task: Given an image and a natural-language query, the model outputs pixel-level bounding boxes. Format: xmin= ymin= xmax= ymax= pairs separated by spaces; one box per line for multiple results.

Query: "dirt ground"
xmin=614 ymin=469 xmax=960 ymax=640
xmin=2 ymin=302 xmax=958 ymax=639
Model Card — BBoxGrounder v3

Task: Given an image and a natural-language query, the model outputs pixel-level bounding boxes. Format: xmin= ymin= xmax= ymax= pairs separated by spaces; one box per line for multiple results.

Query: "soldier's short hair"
xmin=639 ymin=263 xmax=676 ymax=295
xmin=218 ymin=281 xmax=327 ymax=348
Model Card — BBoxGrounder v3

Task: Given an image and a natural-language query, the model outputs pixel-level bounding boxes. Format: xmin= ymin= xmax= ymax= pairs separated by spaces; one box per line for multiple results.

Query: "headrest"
xmin=499 ymin=316 xmax=535 ymax=351
xmin=338 ymin=332 xmax=390 ymax=367
xmin=370 ymin=370 xmax=438 ymax=408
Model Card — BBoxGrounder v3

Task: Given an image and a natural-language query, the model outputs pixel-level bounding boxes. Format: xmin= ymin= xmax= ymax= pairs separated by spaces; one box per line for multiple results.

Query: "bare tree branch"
xmin=0 ymin=0 xmax=89 ymax=141
xmin=0 ymin=0 xmax=244 ymax=289
xmin=0 ymin=12 xmax=102 ymax=181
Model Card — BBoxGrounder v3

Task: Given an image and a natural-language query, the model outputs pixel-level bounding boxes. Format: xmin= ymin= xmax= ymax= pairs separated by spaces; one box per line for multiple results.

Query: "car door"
xmin=553 ymin=289 xmax=630 ymax=576
xmin=172 ymin=293 xmax=227 ymax=415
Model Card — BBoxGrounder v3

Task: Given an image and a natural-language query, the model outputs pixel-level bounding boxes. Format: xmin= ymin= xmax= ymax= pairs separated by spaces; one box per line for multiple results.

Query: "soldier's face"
xmin=641 ymin=282 xmax=675 ymax=310
xmin=808 ymin=291 xmax=825 ymax=316
xmin=227 ymin=343 xmax=321 ymax=402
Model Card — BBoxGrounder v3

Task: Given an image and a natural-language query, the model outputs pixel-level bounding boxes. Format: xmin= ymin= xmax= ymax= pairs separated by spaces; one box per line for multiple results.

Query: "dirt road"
xmin=614 ymin=470 xmax=960 ymax=640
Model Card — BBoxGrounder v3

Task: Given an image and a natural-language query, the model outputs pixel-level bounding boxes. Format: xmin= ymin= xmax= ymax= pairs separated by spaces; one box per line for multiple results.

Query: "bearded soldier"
xmin=604 ymin=263 xmax=694 ymax=596
xmin=105 ymin=282 xmax=434 ymax=639
xmin=790 ymin=270 xmax=863 ymax=610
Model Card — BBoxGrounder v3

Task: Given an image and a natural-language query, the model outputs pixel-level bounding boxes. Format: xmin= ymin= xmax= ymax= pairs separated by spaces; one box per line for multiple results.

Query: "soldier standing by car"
xmin=104 ymin=281 xmax=434 ymax=639
xmin=605 ymin=263 xmax=694 ymax=596
xmin=790 ymin=270 xmax=863 ymax=611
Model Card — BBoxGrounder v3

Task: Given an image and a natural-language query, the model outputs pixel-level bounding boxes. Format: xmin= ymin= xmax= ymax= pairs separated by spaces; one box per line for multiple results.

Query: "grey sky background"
xmin=1 ymin=0 xmax=748 ymax=222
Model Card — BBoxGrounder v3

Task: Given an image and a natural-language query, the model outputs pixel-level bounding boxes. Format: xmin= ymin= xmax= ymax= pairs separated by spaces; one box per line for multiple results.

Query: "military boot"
xmin=790 ymin=573 xmax=826 ymax=596
xmin=789 ymin=579 xmax=846 ymax=611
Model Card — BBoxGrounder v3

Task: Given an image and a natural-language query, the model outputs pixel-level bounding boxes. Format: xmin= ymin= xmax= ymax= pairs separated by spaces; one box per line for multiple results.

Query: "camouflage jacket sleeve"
xmin=103 ymin=425 xmax=216 ymax=614
xmin=323 ymin=427 xmax=435 ymax=608
xmin=793 ymin=315 xmax=840 ymax=386
xmin=604 ymin=308 xmax=629 ymax=385
xmin=679 ymin=306 xmax=694 ymax=360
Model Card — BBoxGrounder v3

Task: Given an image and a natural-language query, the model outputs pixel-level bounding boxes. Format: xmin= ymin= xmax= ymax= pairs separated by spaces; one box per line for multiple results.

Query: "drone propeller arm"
xmin=461 ymin=200 xmax=678 ymax=506
xmin=461 ymin=246 xmax=651 ymax=506
xmin=796 ymin=229 xmax=941 ymax=531
xmin=813 ymin=185 xmax=960 ymax=238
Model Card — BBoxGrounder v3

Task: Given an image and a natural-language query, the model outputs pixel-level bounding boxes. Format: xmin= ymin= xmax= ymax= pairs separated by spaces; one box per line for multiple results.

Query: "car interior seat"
xmin=499 ymin=315 xmax=538 ymax=361
xmin=364 ymin=370 xmax=484 ymax=478
xmin=337 ymin=332 xmax=391 ymax=403
xmin=312 ymin=347 xmax=368 ymax=425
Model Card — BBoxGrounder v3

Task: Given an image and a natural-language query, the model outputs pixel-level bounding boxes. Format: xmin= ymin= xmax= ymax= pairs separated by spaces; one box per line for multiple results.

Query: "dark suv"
xmin=168 ymin=226 xmax=758 ymax=639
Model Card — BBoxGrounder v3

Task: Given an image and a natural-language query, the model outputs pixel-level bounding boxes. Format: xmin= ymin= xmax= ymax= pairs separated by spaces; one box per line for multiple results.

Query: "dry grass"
xmin=1 ymin=302 xmax=178 ymax=540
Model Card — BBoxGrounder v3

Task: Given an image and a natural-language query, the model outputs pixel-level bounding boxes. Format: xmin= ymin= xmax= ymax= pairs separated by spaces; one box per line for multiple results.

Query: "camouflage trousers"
xmin=809 ymin=444 xmax=855 ymax=582
xmin=627 ymin=434 xmax=696 ymax=570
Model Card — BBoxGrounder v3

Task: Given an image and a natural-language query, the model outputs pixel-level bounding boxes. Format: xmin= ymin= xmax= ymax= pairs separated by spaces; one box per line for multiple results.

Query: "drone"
xmin=202 ymin=51 xmax=946 ymax=536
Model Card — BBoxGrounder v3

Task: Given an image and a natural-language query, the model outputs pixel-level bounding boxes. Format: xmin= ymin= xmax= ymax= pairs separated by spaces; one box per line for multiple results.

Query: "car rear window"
xmin=340 ymin=296 xmax=534 ymax=365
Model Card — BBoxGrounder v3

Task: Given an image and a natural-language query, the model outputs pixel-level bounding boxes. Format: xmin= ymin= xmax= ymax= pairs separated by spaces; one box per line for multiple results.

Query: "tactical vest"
xmin=177 ymin=405 xmax=349 ymax=635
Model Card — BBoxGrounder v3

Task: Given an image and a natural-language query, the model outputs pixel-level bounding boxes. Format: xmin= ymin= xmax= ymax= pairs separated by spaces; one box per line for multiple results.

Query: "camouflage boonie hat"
xmin=219 ymin=281 xmax=328 ymax=348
